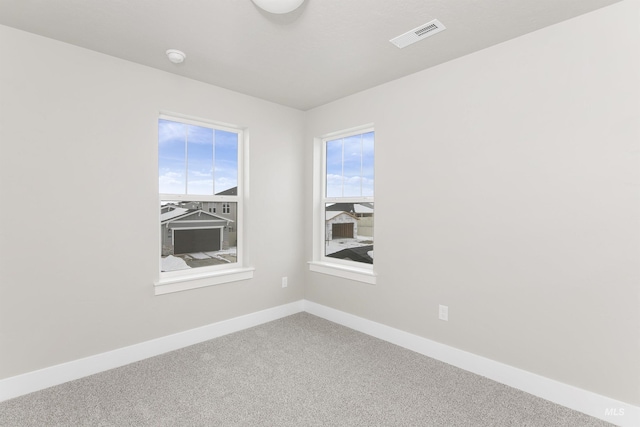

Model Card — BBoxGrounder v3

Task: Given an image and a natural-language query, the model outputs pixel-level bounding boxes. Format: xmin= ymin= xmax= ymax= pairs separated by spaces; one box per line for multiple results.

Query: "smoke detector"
xmin=166 ymin=49 xmax=186 ymax=64
xmin=390 ymin=19 xmax=446 ymax=49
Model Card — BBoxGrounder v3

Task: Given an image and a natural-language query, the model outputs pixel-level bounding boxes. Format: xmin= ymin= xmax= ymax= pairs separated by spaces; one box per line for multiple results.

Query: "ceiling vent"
xmin=390 ymin=19 xmax=446 ymax=49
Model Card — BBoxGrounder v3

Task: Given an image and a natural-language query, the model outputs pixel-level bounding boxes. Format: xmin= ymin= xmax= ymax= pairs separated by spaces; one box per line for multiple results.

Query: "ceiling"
xmin=0 ymin=0 xmax=622 ymax=110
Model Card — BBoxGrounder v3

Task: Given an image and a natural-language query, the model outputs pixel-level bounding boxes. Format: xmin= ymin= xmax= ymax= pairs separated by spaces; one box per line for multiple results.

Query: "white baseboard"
xmin=0 ymin=300 xmax=304 ymax=403
xmin=1 ymin=299 xmax=638 ymax=427
xmin=302 ymin=300 xmax=640 ymax=427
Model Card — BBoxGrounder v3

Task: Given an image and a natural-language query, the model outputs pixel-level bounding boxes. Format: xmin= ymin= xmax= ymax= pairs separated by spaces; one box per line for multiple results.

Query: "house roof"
xmin=353 ymin=204 xmax=373 ymax=214
xmin=161 ymin=209 xmax=234 ymax=225
xmin=160 ymin=207 xmax=189 ymax=222
xmin=216 ymin=187 xmax=237 ymax=196
xmin=327 ymin=245 xmax=374 ymax=265
xmin=325 ymin=203 xmax=373 ymax=214
xmin=326 ymin=211 xmax=359 ymax=222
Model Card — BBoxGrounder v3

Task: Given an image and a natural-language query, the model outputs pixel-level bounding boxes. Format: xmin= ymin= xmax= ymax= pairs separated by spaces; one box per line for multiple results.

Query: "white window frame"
xmin=308 ymin=124 xmax=376 ymax=285
xmin=155 ymin=113 xmax=253 ymax=295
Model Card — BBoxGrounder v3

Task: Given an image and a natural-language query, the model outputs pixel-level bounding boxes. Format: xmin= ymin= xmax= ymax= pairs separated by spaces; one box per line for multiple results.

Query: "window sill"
xmin=308 ymin=261 xmax=376 ymax=285
xmin=155 ymin=267 xmax=255 ymax=295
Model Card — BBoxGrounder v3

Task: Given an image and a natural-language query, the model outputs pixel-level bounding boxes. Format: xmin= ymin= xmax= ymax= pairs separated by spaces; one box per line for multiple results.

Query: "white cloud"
xmin=189 ymin=170 xmax=213 ymax=178
xmin=215 ymin=176 xmax=237 ymax=193
xmin=187 ymin=179 xmax=214 ymax=195
xmin=159 ymin=171 xmax=185 ymax=194
xmin=326 ymin=174 xmax=373 ymax=197
xmin=158 ymin=120 xmax=185 ymax=144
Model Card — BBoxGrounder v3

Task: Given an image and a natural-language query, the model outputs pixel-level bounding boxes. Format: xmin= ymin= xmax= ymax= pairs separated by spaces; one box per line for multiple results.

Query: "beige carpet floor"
xmin=0 ymin=313 xmax=613 ymax=426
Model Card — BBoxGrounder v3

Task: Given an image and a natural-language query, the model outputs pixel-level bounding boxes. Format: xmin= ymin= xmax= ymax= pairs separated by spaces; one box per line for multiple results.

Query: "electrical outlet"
xmin=439 ymin=304 xmax=448 ymax=321
xmin=282 ymin=277 xmax=288 ymax=288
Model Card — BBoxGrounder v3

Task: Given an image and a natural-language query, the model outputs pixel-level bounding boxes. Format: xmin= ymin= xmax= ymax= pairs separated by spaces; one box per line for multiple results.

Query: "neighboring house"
xmin=326 ymin=202 xmax=373 ymax=238
xmin=326 ymin=211 xmax=359 ymax=241
xmin=161 ymin=188 xmax=239 ymax=253
xmin=201 ymin=201 xmax=237 ymax=247
xmin=161 ymin=207 xmax=234 ymax=256
xmin=201 ymin=186 xmax=239 ymax=245
xmin=326 ymin=202 xmax=373 ymax=216
xmin=215 ymin=187 xmax=237 ymax=196
xmin=161 ymin=204 xmax=177 ymax=214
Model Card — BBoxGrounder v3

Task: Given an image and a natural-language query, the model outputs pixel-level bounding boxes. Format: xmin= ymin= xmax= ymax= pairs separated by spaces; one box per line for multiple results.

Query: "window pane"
xmin=342 ymin=134 xmax=363 ymax=197
xmin=361 ymin=132 xmax=374 ymax=197
xmin=214 ymin=130 xmax=238 ymax=194
xmin=161 ymin=201 xmax=238 ymax=271
xmin=160 ymin=119 xmax=239 ymax=196
xmin=324 ymin=202 xmax=374 ymax=265
xmin=326 ymin=138 xmax=343 ymax=197
xmin=158 ymin=119 xmax=186 ymax=194
xmin=325 ymin=131 xmax=374 ymax=198
xmin=187 ymin=125 xmax=214 ymax=195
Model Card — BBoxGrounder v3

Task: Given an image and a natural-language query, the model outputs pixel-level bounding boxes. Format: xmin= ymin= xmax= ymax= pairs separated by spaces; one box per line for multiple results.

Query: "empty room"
xmin=0 ymin=0 xmax=638 ymax=426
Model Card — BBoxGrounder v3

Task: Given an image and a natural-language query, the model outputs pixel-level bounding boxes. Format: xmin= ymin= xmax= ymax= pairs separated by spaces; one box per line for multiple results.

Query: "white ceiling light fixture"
xmin=252 ymin=0 xmax=305 ymax=14
xmin=166 ymin=49 xmax=186 ymax=64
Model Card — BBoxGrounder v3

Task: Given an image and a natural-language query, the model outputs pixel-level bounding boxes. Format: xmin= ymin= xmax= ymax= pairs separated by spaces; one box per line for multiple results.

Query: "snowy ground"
xmin=162 ymin=239 xmax=372 ymax=272
xmin=161 ymin=248 xmax=237 ymax=272
xmin=325 ymin=237 xmax=374 ymax=256
xmin=161 ymin=255 xmax=191 ymax=271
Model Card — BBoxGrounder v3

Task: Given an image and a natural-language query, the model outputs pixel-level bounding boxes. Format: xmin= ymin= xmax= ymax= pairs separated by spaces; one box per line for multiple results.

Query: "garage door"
xmin=174 ymin=228 xmax=221 ymax=254
xmin=332 ymin=223 xmax=354 ymax=239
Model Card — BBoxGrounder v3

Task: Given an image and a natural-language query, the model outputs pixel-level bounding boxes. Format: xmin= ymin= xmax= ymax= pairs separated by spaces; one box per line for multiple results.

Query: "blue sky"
xmin=326 ymin=131 xmax=374 ymax=198
xmin=158 ymin=119 xmax=238 ymax=195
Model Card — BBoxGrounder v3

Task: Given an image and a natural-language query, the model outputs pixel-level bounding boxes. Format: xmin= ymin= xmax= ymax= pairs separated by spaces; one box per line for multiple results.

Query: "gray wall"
xmin=304 ymin=1 xmax=639 ymax=406
xmin=0 ymin=0 xmax=638 ymax=409
xmin=0 ymin=24 xmax=306 ymax=379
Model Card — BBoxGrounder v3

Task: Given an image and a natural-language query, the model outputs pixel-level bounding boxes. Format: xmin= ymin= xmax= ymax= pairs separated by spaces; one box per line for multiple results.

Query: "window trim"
xmin=155 ymin=113 xmax=253 ymax=295
xmin=309 ymin=124 xmax=376 ymax=285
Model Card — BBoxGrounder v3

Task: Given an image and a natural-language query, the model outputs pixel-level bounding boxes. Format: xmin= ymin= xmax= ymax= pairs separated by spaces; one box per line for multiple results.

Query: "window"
xmin=309 ymin=126 xmax=375 ymax=284
xmin=156 ymin=114 xmax=253 ymax=294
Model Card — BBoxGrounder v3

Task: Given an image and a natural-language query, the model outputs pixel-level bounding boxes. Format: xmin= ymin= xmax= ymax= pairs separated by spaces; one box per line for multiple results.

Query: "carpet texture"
xmin=0 ymin=313 xmax=613 ymax=426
